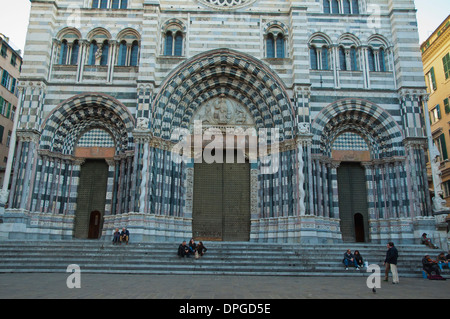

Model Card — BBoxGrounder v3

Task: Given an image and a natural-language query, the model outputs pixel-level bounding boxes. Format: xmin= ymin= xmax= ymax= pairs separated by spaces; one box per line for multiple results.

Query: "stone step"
xmin=0 ymin=240 xmax=444 ymax=278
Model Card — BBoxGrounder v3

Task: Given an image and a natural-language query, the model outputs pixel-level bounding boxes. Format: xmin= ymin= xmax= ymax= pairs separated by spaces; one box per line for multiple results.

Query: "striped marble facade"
xmin=0 ymin=0 xmax=437 ymax=244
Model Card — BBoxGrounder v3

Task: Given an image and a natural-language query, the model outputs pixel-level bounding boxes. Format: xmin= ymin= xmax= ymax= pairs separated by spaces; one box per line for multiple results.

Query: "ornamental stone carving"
xmin=192 ymin=95 xmax=254 ymax=128
xmin=196 ymin=0 xmax=257 ymax=10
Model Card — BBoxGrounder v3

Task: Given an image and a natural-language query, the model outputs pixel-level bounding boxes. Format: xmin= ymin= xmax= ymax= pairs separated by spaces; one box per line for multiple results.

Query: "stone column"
xmin=132 ymin=128 xmax=151 ymax=214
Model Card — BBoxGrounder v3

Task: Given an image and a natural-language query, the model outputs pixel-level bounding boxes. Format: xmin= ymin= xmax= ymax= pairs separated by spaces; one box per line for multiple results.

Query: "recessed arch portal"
xmin=151 ymin=48 xmax=296 ymax=141
xmin=40 ymin=93 xmax=135 ymax=155
xmin=311 ymin=99 xmax=405 ymax=159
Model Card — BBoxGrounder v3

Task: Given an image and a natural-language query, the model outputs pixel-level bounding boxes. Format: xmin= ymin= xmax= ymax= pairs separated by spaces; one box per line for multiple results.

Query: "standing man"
xmin=384 ymin=242 xmax=399 ymax=284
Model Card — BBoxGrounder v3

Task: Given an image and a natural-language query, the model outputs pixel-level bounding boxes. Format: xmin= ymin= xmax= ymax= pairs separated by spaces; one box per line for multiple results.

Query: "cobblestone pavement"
xmin=0 ymin=272 xmax=448 ymax=299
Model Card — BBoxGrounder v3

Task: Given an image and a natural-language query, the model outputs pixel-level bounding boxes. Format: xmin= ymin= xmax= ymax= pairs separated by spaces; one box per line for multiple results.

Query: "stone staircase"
xmin=0 ymin=240 xmax=447 ymax=278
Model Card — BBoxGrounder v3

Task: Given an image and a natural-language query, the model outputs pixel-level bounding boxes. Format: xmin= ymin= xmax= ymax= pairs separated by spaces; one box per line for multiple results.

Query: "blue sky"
xmin=0 ymin=0 xmax=449 ymax=54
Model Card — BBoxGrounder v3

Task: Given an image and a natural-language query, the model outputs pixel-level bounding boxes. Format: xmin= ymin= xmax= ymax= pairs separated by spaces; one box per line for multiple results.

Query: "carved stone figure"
xmin=193 ymin=95 xmax=254 ymax=127
xmin=136 ymin=117 xmax=149 ymax=130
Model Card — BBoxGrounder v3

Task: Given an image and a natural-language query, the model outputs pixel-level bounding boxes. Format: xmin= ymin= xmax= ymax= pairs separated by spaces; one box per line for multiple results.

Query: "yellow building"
xmin=421 ymin=15 xmax=450 ymax=205
xmin=0 ymin=34 xmax=22 ymax=188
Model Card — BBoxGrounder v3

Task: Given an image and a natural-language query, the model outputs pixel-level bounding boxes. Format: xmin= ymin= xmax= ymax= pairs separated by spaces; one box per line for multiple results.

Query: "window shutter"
xmin=440 ymin=134 xmax=448 ymax=160
xmin=430 ymin=67 xmax=437 ymax=91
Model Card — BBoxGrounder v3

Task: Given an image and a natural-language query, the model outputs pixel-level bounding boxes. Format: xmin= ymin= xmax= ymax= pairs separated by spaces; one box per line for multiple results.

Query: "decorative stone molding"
xmin=196 ymin=0 xmax=257 ymax=10
xmin=16 ymin=129 xmax=41 ymax=143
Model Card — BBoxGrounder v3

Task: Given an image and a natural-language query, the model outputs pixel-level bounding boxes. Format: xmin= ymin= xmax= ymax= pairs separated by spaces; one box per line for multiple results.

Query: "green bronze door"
xmin=193 ymin=156 xmax=250 ymax=241
xmin=337 ymin=162 xmax=369 ymax=242
xmin=74 ymin=159 xmax=108 ymax=239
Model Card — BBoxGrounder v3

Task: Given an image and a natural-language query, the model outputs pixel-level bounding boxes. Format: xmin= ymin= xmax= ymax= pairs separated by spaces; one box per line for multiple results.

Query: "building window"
xmin=58 ymin=38 xmax=80 ymax=66
xmin=339 ymin=47 xmax=346 ymax=70
xmin=443 ymin=52 xmax=450 ymax=80
xmin=92 ymin=0 xmax=127 ymax=9
xmin=1 ymin=70 xmax=10 ymax=89
xmin=0 ymin=44 xmax=6 ymax=58
xmin=87 ymin=40 xmax=109 ymax=66
xmin=117 ymin=40 xmax=140 ymax=66
xmin=10 ymin=54 xmax=17 ymax=67
xmin=0 ymin=97 xmax=11 ymax=119
xmin=164 ymin=31 xmax=183 ymax=56
xmin=434 ymin=134 xmax=448 ymax=161
xmin=444 ymin=98 xmax=450 ymax=114
xmin=350 ymin=47 xmax=358 ymax=71
xmin=426 ymin=67 xmax=437 ymax=93
xmin=368 ymin=47 xmax=387 ymax=72
xmin=70 ymin=40 xmax=80 ymax=65
xmin=309 ymin=45 xmax=330 ymax=70
xmin=323 ymin=0 xmax=359 ymax=14
xmin=443 ymin=180 xmax=450 ymax=198
xmin=430 ymin=104 xmax=441 ymax=124
xmin=6 ymin=131 xmax=11 ymax=147
xmin=266 ymin=30 xmax=286 ymax=59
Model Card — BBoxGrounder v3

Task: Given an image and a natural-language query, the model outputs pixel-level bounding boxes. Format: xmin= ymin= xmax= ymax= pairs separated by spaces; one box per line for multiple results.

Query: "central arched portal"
xmin=193 ymin=150 xmax=251 ymax=241
xmin=191 ymin=96 xmax=254 ymax=241
xmin=152 ymin=49 xmax=296 ymax=242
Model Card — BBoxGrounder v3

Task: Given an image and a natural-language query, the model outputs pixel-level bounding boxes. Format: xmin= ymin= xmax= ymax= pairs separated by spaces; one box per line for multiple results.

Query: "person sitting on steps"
xmin=343 ymin=249 xmax=360 ymax=270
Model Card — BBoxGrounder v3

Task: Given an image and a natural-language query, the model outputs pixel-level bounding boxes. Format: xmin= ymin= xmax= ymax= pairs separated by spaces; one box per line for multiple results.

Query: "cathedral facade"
xmin=0 ymin=0 xmax=436 ymax=244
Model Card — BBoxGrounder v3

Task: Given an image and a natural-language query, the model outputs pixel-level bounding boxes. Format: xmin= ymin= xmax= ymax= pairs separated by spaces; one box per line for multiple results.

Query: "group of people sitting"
xmin=178 ymin=238 xmax=207 ymax=258
xmin=422 ymin=252 xmax=450 ymax=278
xmin=342 ymin=249 xmax=365 ymax=270
xmin=112 ymin=227 xmax=130 ymax=245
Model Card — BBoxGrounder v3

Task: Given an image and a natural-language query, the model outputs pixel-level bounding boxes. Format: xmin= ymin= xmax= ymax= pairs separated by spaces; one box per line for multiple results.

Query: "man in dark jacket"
xmin=384 ymin=242 xmax=399 ymax=284
xmin=178 ymin=240 xmax=190 ymax=258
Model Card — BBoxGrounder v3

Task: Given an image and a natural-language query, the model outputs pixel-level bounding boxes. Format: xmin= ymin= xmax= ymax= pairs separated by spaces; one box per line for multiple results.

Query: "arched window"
xmin=265 ymin=28 xmax=286 ymax=59
xmin=379 ymin=48 xmax=386 ymax=72
xmin=321 ymin=46 xmax=329 ymax=70
xmin=323 ymin=0 xmax=331 ymax=13
xmin=352 ymin=0 xmax=359 ymax=14
xmin=367 ymin=39 xmax=389 ymax=72
xmin=164 ymin=30 xmax=183 ymax=56
xmin=343 ymin=0 xmax=351 ymax=14
xmin=350 ymin=47 xmax=358 ymax=71
xmin=100 ymin=0 xmax=108 ymax=9
xmin=174 ymin=32 xmax=183 ymax=56
xmin=276 ymin=33 xmax=285 ymax=58
xmin=59 ymin=40 xmax=68 ymax=65
xmin=339 ymin=46 xmax=347 ymax=70
xmin=118 ymin=40 xmax=128 ymax=66
xmin=100 ymin=40 xmax=109 ymax=66
xmin=112 ymin=0 xmax=120 ymax=9
xmin=164 ymin=32 xmax=174 ymax=56
xmin=266 ymin=34 xmax=275 ymax=58
xmin=116 ymin=29 xmax=140 ymax=66
xmin=368 ymin=48 xmax=375 ymax=72
xmin=130 ymin=41 xmax=139 ymax=66
xmin=88 ymin=41 xmax=98 ymax=65
xmin=310 ymin=47 xmax=318 ymax=70
xmin=56 ymin=29 xmax=81 ymax=66
xmin=332 ymin=0 xmax=340 ymax=14
xmin=70 ymin=40 xmax=80 ymax=65
xmin=309 ymin=35 xmax=331 ymax=70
